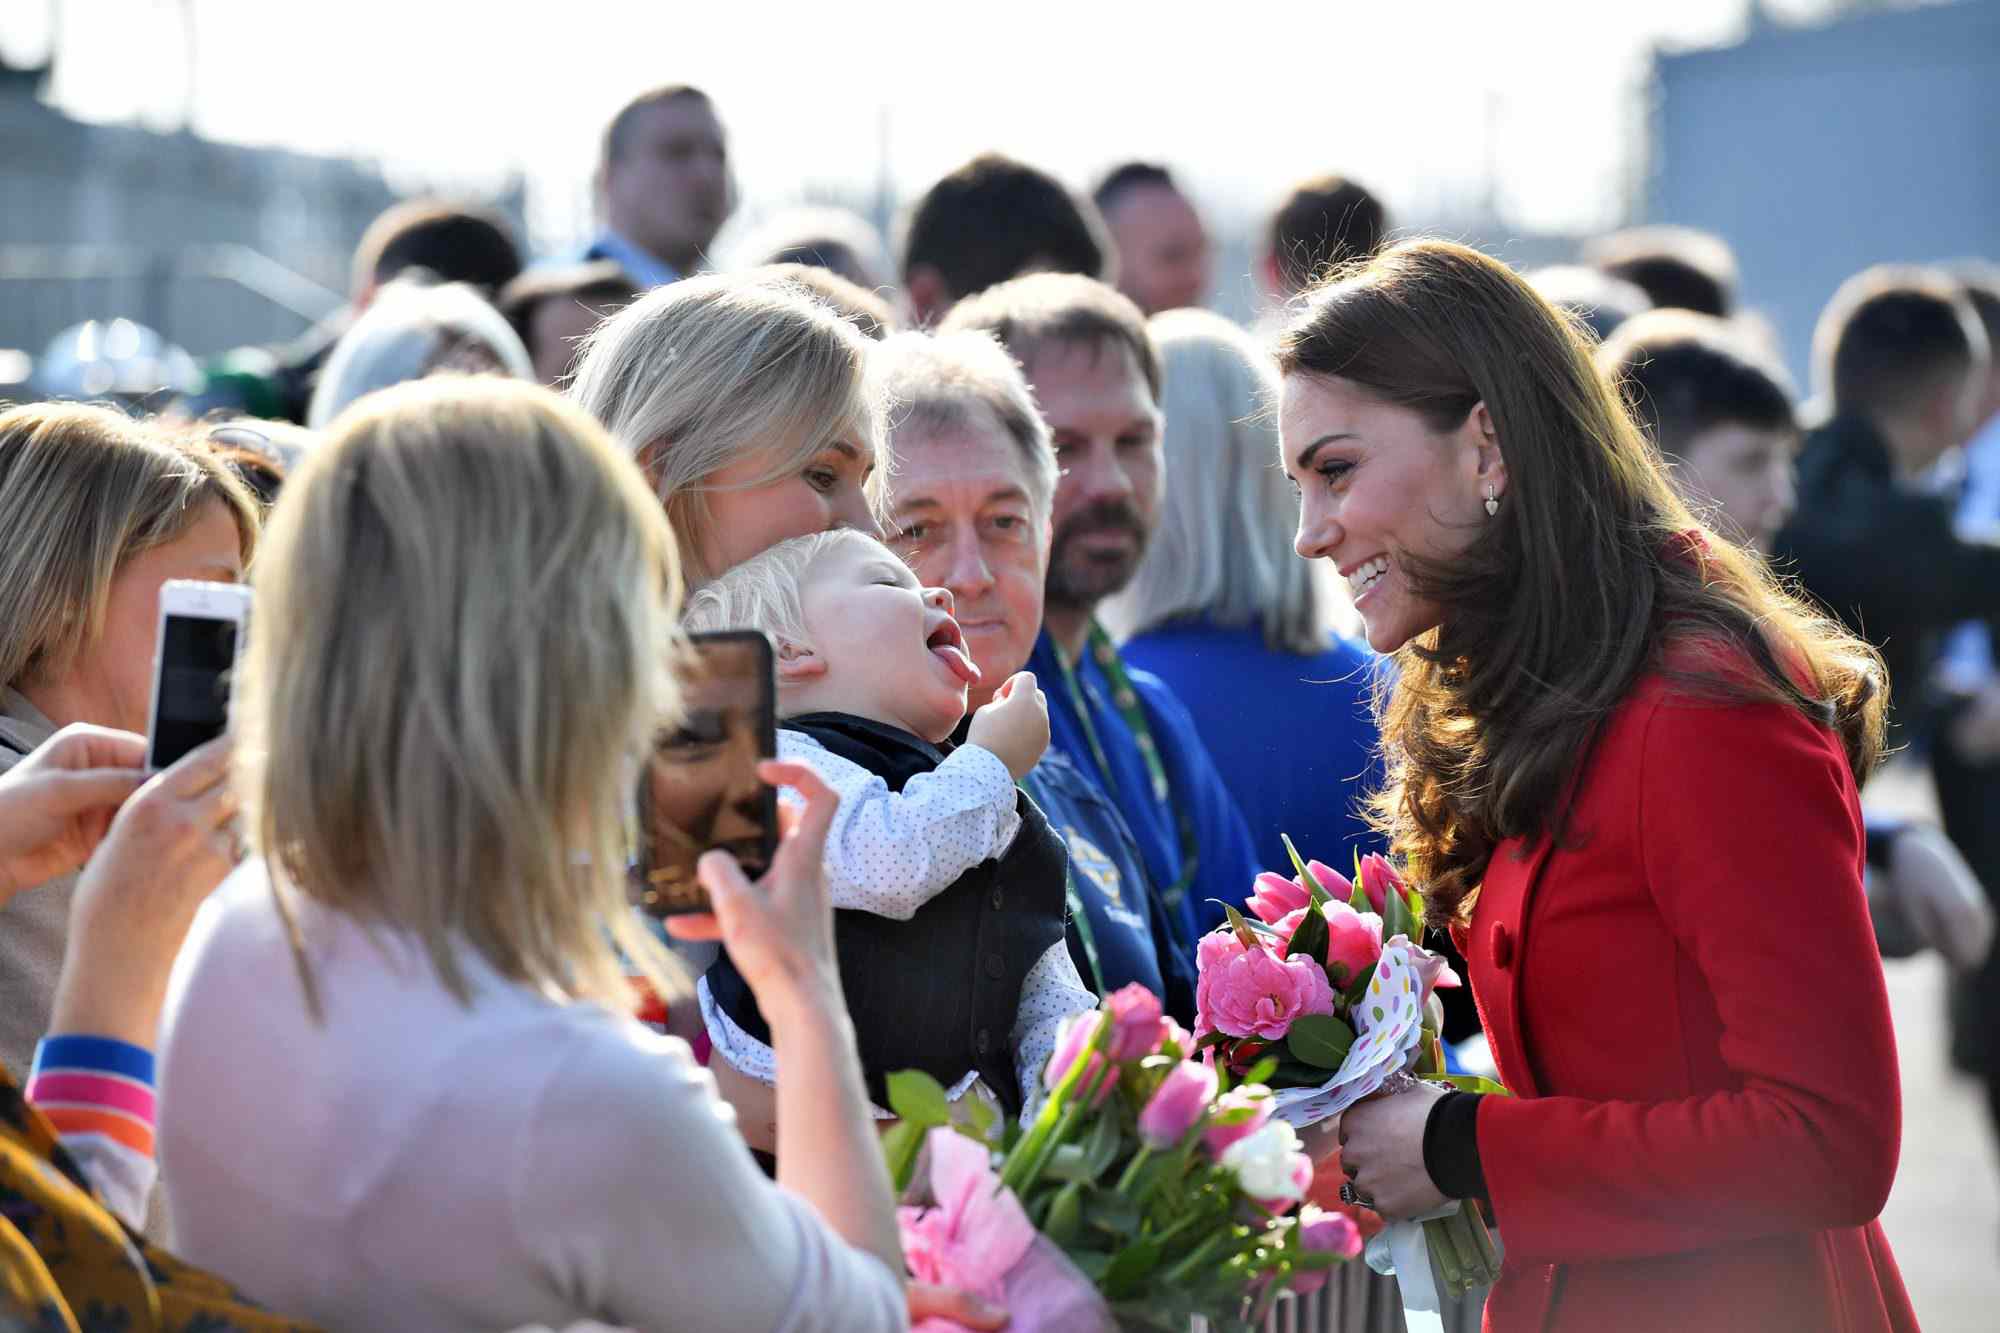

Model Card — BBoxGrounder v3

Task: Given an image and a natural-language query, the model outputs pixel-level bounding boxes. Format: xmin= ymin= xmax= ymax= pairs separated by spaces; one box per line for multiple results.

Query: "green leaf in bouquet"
xmin=1222 ymin=903 xmax=1267 ymax=951
xmin=1383 ymin=877 xmax=1418 ymax=942
xmin=879 ymin=1118 xmax=928 ymax=1195
xmin=1421 ymin=1072 xmax=1513 ymax=1097
xmin=948 ymin=1084 xmax=999 ymax=1144
xmin=1281 ymin=832 xmax=1331 ymax=907
xmin=1241 ymin=1054 xmax=1280 ymax=1086
xmin=1044 ymin=1181 xmax=1085 ymax=1248
xmin=1285 ymin=1013 xmax=1356 ymax=1069
xmin=886 ymin=1069 xmax=952 ymax=1130
xmin=1083 ymin=1188 xmax=1143 ymax=1238
xmin=1406 ymin=885 xmax=1426 ymax=934
xmin=1209 ymin=899 xmax=1284 ymax=939
xmin=1342 ymin=961 xmax=1378 ymax=1010
xmin=1351 ymin=847 xmax=1373 ymax=916
xmin=1285 ymin=904 xmax=1330 ymax=965
xmin=1102 ymin=1236 xmax=1165 ymax=1300
xmin=1067 ymin=1249 xmax=1113 ymax=1282
xmin=1192 ymin=1029 xmax=1234 ymax=1053
xmin=1081 ymin=1106 xmax=1123 ymax=1179
xmin=1043 ymin=1142 xmax=1095 ymax=1184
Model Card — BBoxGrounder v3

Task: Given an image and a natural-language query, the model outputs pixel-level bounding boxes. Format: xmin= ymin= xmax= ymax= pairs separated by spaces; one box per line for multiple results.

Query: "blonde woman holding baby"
xmin=156 ymin=377 xmax=909 ymax=1332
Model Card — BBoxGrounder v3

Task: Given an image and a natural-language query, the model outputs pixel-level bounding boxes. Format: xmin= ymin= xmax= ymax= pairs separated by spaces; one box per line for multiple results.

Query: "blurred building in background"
xmin=1651 ymin=0 xmax=2000 ymax=393
xmin=0 ymin=44 xmax=522 ymax=385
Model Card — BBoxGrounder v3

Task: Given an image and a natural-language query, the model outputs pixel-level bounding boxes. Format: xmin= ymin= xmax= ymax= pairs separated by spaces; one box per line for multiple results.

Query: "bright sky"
xmin=10 ymin=0 xmax=1854 ymax=250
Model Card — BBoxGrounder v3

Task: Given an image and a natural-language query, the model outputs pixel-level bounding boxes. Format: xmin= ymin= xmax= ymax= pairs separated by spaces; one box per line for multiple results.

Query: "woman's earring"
xmin=1483 ymin=484 xmax=1500 ymax=517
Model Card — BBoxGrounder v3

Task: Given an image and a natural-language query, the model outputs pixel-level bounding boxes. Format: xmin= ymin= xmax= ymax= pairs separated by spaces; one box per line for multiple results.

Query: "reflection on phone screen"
xmin=634 ymin=635 xmax=775 ymax=915
xmin=151 ymin=614 xmax=237 ymax=768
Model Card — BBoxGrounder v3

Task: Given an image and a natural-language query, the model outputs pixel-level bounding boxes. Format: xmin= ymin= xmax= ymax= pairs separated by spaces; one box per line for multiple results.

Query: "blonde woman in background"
xmin=306 ymin=278 xmax=533 ymax=428
xmin=0 ymin=402 xmax=257 ymax=1081
xmin=566 ymin=273 xmax=883 ymax=589
xmin=157 ymin=378 xmax=910 ymax=1332
xmin=1105 ymin=308 xmax=1382 ymax=873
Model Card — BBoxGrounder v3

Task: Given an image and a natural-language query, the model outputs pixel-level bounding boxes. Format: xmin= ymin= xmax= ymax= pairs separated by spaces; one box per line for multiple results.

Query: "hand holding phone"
xmin=146 ymin=580 xmax=251 ymax=771
xmin=632 ymin=630 xmax=779 ymax=917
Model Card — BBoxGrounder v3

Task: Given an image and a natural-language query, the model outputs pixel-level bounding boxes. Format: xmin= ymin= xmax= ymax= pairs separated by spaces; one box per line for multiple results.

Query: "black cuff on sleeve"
xmin=1422 ymin=1090 xmax=1487 ymax=1202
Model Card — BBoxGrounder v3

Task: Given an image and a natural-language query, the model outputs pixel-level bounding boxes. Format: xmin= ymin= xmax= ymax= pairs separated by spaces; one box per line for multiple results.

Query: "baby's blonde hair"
xmin=240 ymin=375 xmax=684 ymax=1016
xmin=680 ymin=527 xmax=882 ymax=649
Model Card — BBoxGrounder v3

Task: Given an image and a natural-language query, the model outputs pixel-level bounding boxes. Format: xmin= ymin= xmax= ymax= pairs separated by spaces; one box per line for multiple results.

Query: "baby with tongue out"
xmin=685 ymin=529 xmax=1096 ymax=1125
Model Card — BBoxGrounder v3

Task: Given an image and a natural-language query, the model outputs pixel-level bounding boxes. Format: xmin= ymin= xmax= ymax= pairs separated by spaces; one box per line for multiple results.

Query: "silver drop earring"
xmin=1484 ymin=484 xmax=1500 ymax=517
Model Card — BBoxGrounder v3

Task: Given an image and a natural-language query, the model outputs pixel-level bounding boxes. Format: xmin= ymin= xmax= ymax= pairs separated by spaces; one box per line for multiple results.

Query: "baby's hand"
xmin=966 ymin=671 xmax=1050 ymax=781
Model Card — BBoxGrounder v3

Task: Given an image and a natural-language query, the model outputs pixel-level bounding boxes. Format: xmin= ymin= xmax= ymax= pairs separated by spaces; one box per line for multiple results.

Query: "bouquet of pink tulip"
xmin=883 ymin=983 xmax=1363 ymax=1332
xmin=1194 ymin=837 xmax=1504 ymax=1303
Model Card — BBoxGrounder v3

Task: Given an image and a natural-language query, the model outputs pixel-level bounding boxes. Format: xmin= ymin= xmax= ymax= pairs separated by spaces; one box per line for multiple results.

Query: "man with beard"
xmin=586 ymin=84 xmax=733 ymax=288
xmin=942 ymin=274 xmax=1260 ymax=961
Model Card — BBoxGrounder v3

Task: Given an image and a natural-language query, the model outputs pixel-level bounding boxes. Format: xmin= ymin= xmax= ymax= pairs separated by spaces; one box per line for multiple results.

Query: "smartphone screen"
xmin=147 ymin=612 xmax=240 ymax=769
xmin=632 ymin=630 xmax=778 ymax=916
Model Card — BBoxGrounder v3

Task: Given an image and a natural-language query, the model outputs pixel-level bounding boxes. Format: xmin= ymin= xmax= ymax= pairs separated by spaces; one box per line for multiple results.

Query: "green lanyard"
xmin=1048 ymin=622 xmax=1202 ymax=912
xmin=1018 ymin=769 xmax=1108 ymax=995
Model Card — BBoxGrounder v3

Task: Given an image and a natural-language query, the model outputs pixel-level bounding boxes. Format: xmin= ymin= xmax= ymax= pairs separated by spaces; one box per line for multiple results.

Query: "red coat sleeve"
xmin=1474 ymin=698 xmax=1901 ymax=1265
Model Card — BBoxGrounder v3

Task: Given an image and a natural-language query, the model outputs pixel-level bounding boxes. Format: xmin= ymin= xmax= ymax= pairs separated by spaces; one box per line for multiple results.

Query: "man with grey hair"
xmin=937 ymin=276 xmax=1263 ymax=984
xmin=586 ymin=85 xmax=732 ymax=288
xmin=873 ymin=330 xmax=1194 ymax=1015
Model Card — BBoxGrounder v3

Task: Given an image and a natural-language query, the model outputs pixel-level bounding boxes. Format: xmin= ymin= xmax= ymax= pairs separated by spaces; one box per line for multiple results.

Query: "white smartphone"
xmin=145 ymin=579 xmax=252 ymax=771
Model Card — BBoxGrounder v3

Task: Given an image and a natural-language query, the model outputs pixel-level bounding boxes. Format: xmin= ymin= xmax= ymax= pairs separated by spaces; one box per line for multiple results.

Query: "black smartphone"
xmin=632 ymin=629 xmax=779 ymax=917
xmin=145 ymin=580 xmax=252 ymax=770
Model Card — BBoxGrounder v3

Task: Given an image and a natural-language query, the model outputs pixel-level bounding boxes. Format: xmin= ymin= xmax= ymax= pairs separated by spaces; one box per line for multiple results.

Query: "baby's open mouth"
xmin=926 ymin=616 xmax=981 ymax=686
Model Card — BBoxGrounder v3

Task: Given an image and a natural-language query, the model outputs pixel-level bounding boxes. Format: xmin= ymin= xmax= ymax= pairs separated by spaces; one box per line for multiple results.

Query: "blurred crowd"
xmin=1 ymin=79 xmax=1997 ymax=1333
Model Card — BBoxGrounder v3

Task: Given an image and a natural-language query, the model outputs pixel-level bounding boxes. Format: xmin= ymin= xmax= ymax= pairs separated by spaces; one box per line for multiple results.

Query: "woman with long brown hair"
xmin=1295 ymin=241 xmax=1913 ymax=1332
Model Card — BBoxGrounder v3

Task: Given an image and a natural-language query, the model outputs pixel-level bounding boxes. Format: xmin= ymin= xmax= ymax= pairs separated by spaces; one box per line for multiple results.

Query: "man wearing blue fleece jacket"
xmin=943 ymin=274 xmax=1262 ymax=970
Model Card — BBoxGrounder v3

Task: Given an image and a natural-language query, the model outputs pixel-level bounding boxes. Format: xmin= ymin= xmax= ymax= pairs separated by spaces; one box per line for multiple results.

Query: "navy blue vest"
xmin=704 ymin=713 xmax=1067 ymax=1117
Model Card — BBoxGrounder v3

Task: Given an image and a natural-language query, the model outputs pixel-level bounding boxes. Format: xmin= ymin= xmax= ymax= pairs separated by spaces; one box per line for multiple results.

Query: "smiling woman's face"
xmin=1279 ymin=373 xmax=1499 ymax=655
xmin=691 ymin=436 xmax=879 ymax=579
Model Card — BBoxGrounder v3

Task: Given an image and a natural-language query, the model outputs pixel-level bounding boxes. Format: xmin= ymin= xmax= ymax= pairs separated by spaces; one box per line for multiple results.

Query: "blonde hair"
xmin=1105 ymin=309 xmax=1323 ymax=654
xmin=0 ymin=402 xmax=259 ymax=691
xmin=871 ymin=330 xmax=1058 ymax=526
xmin=239 ymin=376 xmax=684 ymax=1014
xmin=566 ymin=274 xmax=884 ymax=586
xmin=307 ymin=280 xmax=533 ymax=429
xmin=681 ymin=528 xmax=881 ymax=648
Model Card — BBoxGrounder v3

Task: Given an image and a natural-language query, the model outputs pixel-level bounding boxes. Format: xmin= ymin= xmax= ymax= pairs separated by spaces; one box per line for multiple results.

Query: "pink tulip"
xmin=1199 ymin=935 xmax=1337 ymax=1040
xmin=1303 ymin=859 xmax=1355 ymax=903
xmin=1138 ymin=1060 xmax=1218 ymax=1149
xmin=1408 ymin=945 xmax=1463 ymax=997
xmin=1203 ymin=1084 xmax=1275 ymax=1156
xmin=1247 ymin=871 xmax=1310 ymax=924
xmin=1323 ymin=901 xmax=1385 ymax=987
xmin=1104 ymin=983 xmax=1169 ymax=1061
xmin=1357 ymin=853 xmax=1403 ymax=916
xmin=1042 ymin=1011 xmax=1118 ymax=1104
xmin=1273 ymin=901 xmax=1384 ymax=989
xmin=1290 ymin=1206 xmax=1364 ymax=1293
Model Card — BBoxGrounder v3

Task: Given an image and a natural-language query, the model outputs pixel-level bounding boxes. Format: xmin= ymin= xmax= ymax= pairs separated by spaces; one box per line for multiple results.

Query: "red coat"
xmin=1456 ymin=669 xmax=1917 ymax=1333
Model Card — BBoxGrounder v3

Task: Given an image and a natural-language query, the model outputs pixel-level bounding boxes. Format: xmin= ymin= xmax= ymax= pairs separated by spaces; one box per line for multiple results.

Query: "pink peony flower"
xmin=1248 ymin=871 xmax=1310 ymax=924
xmin=1042 ymin=1011 xmax=1118 ymax=1104
xmin=1290 ymin=1206 xmax=1364 ymax=1294
xmin=1203 ymin=1083 xmax=1275 ymax=1157
xmin=1356 ymin=852 xmax=1403 ymax=915
xmin=1138 ymin=1060 xmax=1218 ymax=1149
xmin=1104 ymin=983 xmax=1169 ymax=1061
xmin=1199 ymin=937 xmax=1337 ymax=1040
